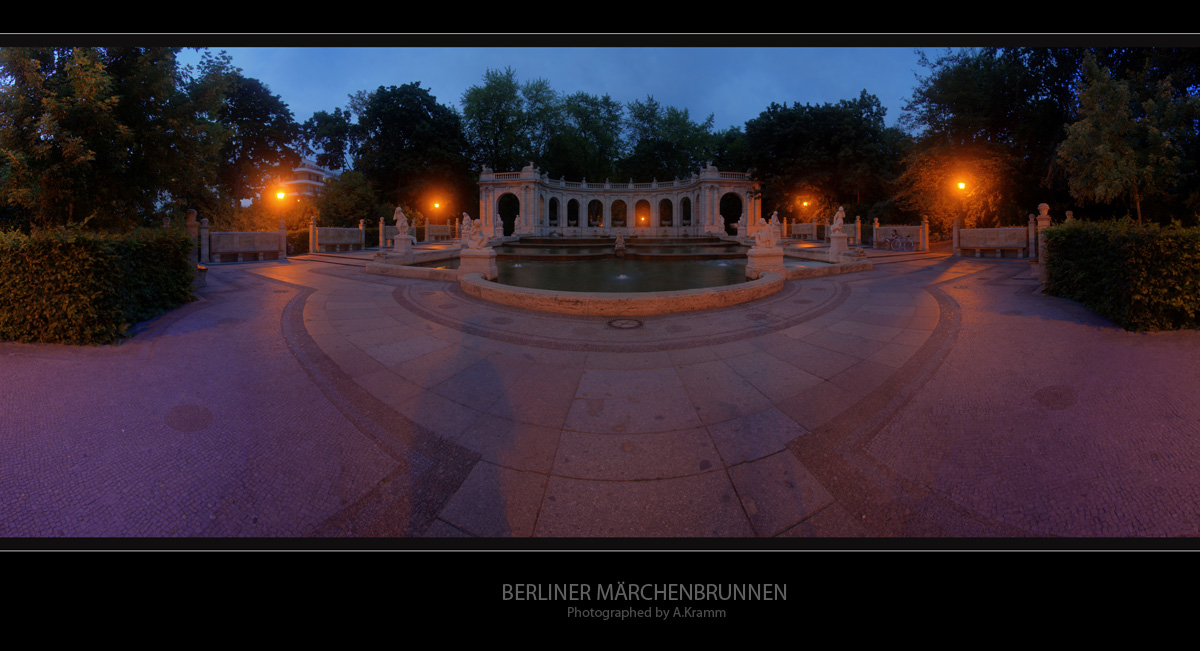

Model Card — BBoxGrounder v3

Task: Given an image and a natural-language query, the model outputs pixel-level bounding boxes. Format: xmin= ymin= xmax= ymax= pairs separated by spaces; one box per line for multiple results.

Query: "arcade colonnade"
xmin=477 ymin=163 xmax=762 ymax=238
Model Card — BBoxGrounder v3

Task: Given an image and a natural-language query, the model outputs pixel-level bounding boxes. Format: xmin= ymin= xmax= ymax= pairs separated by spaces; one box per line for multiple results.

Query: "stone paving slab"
xmin=4 ymin=252 xmax=1200 ymax=543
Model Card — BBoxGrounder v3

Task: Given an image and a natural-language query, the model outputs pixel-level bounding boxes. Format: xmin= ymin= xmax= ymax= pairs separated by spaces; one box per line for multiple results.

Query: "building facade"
xmin=477 ymin=163 xmax=762 ymax=238
xmin=279 ymin=158 xmax=336 ymax=199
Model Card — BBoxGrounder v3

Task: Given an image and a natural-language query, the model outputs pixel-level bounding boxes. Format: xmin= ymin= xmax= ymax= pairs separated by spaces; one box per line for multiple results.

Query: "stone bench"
xmin=313 ymin=227 xmax=364 ymax=252
xmin=208 ymin=232 xmax=285 ymax=263
xmin=955 ymin=227 xmax=1031 ymax=258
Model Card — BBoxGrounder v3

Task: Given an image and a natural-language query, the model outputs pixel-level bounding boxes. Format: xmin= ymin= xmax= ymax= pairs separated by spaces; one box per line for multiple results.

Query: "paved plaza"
xmin=4 ymin=243 xmax=1200 ymax=542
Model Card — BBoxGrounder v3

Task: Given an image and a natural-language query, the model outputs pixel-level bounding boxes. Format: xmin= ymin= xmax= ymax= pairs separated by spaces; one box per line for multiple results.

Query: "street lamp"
xmin=956 ymin=181 xmax=967 ymax=228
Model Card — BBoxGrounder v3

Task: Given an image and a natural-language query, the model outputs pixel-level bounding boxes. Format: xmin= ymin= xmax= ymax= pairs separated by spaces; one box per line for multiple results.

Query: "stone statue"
xmin=831 ymin=207 xmax=845 ymax=235
xmin=463 ymin=215 xmax=488 ymax=250
xmin=394 ymin=208 xmax=409 ymax=236
xmin=754 ymin=217 xmax=780 ymax=249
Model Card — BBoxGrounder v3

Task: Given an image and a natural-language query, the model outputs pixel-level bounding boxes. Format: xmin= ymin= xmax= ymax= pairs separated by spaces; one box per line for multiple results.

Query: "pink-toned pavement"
xmin=4 ymin=243 xmax=1200 ymax=540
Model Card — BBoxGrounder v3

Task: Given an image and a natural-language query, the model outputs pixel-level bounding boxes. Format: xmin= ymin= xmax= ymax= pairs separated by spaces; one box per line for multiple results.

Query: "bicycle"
xmin=884 ymin=230 xmax=914 ymax=252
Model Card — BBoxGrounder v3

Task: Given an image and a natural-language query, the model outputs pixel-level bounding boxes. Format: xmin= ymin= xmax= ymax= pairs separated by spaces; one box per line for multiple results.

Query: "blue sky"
xmin=176 ymin=44 xmax=942 ymax=134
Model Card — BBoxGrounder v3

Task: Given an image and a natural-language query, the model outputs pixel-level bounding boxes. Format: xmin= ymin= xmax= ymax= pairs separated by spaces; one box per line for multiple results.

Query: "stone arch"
xmin=720 ymin=192 xmax=743 ymax=235
xmin=611 ymin=200 xmax=627 ymax=228
xmin=635 ymin=200 xmax=652 ymax=228
xmin=567 ymin=199 xmax=580 ymax=226
xmin=587 ymin=200 xmax=603 ymax=227
xmin=548 ymin=197 xmax=560 ymax=227
xmin=498 ymin=192 xmax=520 ymax=236
xmin=658 ymin=198 xmax=673 ymax=227
xmin=681 ymin=196 xmax=692 ymax=226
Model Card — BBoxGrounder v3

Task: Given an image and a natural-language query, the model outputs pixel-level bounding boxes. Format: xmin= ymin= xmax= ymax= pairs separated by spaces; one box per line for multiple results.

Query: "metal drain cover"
xmin=607 ymin=318 xmax=643 ymax=329
xmin=165 ymin=404 xmax=214 ymax=432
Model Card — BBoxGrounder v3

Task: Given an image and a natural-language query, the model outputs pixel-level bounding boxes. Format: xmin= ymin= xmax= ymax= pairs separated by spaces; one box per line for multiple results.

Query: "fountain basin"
xmin=459 ymin=271 xmax=785 ymax=317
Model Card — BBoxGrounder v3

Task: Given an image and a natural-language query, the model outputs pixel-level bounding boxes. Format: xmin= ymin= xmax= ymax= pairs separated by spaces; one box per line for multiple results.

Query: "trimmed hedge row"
xmin=286 ymin=229 xmax=309 ymax=255
xmin=0 ymin=229 xmax=195 ymax=345
xmin=1043 ymin=219 xmax=1200 ymax=331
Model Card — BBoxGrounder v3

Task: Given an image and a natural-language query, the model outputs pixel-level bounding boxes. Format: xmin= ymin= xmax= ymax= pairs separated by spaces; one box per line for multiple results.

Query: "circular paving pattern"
xmin=391 ymin=276 xmax=850 ymax=353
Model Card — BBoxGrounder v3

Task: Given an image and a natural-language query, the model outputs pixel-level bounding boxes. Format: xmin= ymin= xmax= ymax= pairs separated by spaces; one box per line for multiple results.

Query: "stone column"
xmin=1028 ymin=215 xmax=1037 ymax=259
xmin=855 ymin=217 xmax=862 ymax=246
xmin=479 ymin=188 xmax=488 ymax=233
xmin=920 ymin=215 xmax=929 ymax=252
xmin=359 ymin=219 xmax=365 ymax=250
xmin=1036 ymin=203 xmax=1052 ymax=271
xmin=873 ymin=218 xmax=879 ymax=249
xmin=310 ymin=215 xmax=318 ymax=253
xmin=379 ymin=217 xmax=385 ymax=248
xmin=200 ymin=218 xmax=211 ymax=263
xmin=186 ymin=209 xmax=199 ymax=263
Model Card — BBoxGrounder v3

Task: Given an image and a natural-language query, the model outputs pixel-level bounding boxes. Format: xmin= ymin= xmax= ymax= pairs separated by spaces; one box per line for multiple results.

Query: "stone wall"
xmin=954 ymin=217 xmax=1036 ymax=258
xmin=201 ymin=220 xmax=287 ymax=263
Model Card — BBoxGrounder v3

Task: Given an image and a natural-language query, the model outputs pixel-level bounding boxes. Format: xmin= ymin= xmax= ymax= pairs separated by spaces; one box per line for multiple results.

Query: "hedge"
xmin=1043 ymin=219 xmax=1200 ymax=331
xmin=286 ymin=229 xmax=309 ymax=255
xmin=0 ymin=228 xmax=195 ymax=345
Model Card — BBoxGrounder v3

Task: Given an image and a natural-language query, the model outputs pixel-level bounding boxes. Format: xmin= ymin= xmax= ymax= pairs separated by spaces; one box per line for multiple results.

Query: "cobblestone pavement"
xmin=3 ymin=247 xmax=1199 ymax=542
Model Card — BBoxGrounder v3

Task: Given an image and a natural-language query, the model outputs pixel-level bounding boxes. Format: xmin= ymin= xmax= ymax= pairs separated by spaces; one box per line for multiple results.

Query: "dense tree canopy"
xmin=897 ymin=46 xmax=1200 ymax=227
xmin=0 ymin=46 xmax=227 ymax=230
xmin=346 ymin=83 xmax=475 ymax=216
xmin=621 ymin=96 xmax=717 ymax=181
xmin=895 ymin=48 xmax=1083 ymax=226
xmin=458 ymin=69 xmax=727 ymax=182
xmin=207 ymin=54 xmax=304 ymax=207
xmin=745 ymin=90 xmax=908 ymax=221
xmin=541 ymin=91 xmax=626 ymax=180
xmin=303 ymin=107 xmax=352 ymax=172
xmin=1057 ymin=51 xmax=1198 ymax=223
xmin=315 ymin=170 xmax=380 ymax=228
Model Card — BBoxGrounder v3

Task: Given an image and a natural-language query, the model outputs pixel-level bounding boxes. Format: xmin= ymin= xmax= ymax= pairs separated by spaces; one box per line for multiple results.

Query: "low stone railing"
xmin=309 ymin=217 xmax=365 ymax=252
xmin=953 ymin=216 xmax=1037 ymax=258
xmin=196 ymin=218 xmax=287 ymax=263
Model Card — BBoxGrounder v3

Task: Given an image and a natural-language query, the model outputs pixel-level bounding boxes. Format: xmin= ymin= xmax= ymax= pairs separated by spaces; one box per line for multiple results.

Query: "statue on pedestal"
xmin=464 ymin=216 xmax=489 ymax=250
xmin=394 ymin=208 xmax=409 ymax=237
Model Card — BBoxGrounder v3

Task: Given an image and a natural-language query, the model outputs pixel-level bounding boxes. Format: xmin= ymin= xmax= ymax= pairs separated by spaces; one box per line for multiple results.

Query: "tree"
xmin=347 ymin=83 xmax=474 ymax=214
xmin=316 ymin=170 xmax=378 ymax=228
xmin=303 ymin=107 xmax=352 ymax=171
xmin=460 ymin=68 xmax=564 ymax=174
xmin=460 ymin=67 xmax=526 ymax=172
xmin=1056 ymin=51 xmax=1197 ymax=223
xmin=899 ymin=48 xmax=1083 ymax=217
xmin=893 ymin=140 xmax=1019 ymax=232
xmin=208 ymin=57 xmax=303 ymax=207
xmin=745 ymin=91 xmax=907 ymax=219
xmin=0 ymin=46 xmax=226 ymax=230
xmin=619 ymin=95 xmax=715 ymax=181
xmin=542 ymin=91 xmax=625 ymax=180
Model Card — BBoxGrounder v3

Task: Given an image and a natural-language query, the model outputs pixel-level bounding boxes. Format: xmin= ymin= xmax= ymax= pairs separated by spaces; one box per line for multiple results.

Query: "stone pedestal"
xmin=373 ymin=236 xmax=414 ymax=264
xmin=828 ymin=233 xmax=849 ymax=263
xmin=745 ymin=246 xmax=784 ymax=279
xmin=459 ymin=247 xmax=498 ymax=280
